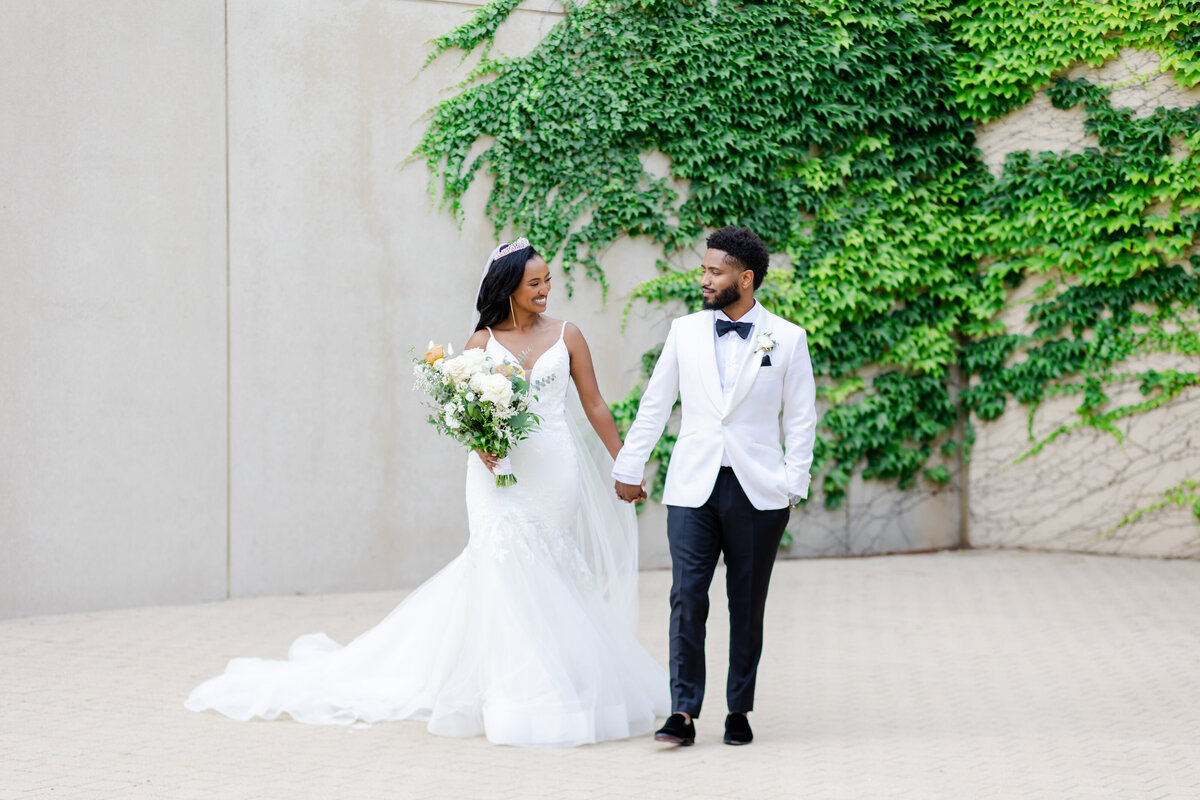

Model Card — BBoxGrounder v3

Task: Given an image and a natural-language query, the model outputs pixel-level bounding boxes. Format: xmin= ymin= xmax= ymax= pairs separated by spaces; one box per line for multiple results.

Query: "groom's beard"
xmin=701 ymin=283 xmax=741 ymax=311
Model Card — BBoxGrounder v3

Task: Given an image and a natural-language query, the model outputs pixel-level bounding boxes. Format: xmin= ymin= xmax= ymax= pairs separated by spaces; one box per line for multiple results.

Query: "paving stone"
xmin=2 ymin=551 xmax=1198 ymax=798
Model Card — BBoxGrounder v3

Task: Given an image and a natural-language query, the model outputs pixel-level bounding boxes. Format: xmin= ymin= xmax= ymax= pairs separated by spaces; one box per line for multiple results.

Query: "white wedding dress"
xmin=186 ymin=324 xmax=670 ymax=746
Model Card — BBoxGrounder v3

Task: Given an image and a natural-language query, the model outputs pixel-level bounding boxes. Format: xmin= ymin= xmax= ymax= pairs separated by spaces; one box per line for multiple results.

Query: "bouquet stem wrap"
xmin=494 ymin=455 xmax=516 ymax=487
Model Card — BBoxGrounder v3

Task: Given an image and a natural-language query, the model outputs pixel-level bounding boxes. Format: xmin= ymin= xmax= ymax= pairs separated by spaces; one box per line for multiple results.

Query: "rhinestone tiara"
xmin=496 ymin=237 xmax=531 ymax=259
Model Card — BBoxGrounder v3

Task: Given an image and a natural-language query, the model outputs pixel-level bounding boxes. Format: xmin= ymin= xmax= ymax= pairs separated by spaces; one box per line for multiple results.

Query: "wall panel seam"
xmin=224 ymin=0 xmax=232 ymax=599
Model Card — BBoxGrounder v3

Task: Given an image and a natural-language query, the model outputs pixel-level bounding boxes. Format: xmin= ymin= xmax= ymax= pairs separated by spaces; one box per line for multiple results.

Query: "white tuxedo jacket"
xmin=613 ymin=307 xmax=818 ymax=510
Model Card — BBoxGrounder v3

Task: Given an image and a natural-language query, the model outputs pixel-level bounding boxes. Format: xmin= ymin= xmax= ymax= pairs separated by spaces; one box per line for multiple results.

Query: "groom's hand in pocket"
xmin=615 ymin=480 xmax=647 ymax=503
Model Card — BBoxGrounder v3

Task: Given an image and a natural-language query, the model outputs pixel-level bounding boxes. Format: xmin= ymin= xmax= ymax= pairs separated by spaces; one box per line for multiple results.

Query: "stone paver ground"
xmin=2 ymin=550 xmax=1199 ymax=799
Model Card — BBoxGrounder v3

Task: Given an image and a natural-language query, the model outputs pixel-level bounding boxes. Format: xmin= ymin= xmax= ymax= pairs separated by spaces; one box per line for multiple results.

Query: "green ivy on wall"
xmin=961 ymin=79 xmax=1200 ymax=462
xmin=416 ymin=0 xmax=1200 ymax=528
xmin=936 ymin=0 xmax=1200 ymax=121
xmin=417 ymin=0 xmax=981 ymax=298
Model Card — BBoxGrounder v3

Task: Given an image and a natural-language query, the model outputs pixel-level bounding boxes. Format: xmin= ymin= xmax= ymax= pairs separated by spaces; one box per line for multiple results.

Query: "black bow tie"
xmin=715 ymin=319 xmax=753 ymax=339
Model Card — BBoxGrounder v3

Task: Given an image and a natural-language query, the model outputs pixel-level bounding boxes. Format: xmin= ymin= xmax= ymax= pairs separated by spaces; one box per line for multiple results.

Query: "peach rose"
xmin=424 ymin=343 xmax=445 ymax=364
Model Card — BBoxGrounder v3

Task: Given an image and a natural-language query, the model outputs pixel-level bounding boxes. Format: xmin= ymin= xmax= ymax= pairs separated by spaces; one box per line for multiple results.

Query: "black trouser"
xmin=666 ymin=467 xmax=790 ymax=718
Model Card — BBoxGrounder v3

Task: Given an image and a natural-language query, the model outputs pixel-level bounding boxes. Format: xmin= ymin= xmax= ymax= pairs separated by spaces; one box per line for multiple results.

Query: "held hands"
xmin=614 ymin=479 xmax=647 ymax=504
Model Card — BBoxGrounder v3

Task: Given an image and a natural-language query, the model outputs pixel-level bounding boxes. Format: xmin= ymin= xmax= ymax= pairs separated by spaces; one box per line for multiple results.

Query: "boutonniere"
xmin=756 ymin=332 xmax=776 ymax=366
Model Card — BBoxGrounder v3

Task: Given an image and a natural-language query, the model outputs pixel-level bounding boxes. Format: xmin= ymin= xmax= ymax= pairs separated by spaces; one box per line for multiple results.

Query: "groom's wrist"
xmin=612 ymin=469 xmax=644 ymax=485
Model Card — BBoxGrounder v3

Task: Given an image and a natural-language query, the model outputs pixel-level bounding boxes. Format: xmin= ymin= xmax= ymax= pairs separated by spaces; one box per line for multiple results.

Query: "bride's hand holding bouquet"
xmin=413 ymin=341 xmax=544 ymax=486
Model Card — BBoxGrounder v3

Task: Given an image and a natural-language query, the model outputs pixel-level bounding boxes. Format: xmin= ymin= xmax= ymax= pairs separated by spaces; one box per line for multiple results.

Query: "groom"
xmin=613 ymin=226 xmax=817 ymax=746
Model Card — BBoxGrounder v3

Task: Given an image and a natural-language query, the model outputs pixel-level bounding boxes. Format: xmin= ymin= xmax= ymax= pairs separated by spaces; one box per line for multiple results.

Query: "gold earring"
xmin=509 ymin=296 xmax=516 ymax=322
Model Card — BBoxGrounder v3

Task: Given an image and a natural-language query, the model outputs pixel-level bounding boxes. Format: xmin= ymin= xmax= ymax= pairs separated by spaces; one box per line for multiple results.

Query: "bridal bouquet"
xmin=413 ymin=342 xmax=543 ymax=486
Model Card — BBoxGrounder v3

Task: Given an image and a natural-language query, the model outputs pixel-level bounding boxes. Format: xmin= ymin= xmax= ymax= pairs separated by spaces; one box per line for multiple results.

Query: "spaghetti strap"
xmin=558 ymin=320 xmax=568 ymax=341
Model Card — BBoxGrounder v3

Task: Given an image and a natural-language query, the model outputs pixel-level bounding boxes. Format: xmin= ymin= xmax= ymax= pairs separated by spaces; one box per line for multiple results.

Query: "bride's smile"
xmin=510 ymin=256 xmax=552 ymax=316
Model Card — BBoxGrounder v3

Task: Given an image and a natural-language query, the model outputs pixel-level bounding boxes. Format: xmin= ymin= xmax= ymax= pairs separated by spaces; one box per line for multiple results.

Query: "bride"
xmin=186 ymin=238 xmax=670 ymax=747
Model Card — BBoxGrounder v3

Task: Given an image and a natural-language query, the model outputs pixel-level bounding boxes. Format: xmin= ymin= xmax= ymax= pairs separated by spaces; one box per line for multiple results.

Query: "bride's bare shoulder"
xmin=561 ymin=320 xmax=590 ymax=350
xmin=464 ymin=328 xmax=491 ymax=351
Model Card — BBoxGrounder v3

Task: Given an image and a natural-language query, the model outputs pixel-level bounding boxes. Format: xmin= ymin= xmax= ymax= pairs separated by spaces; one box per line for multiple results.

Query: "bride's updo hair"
xmin=474 ymin=244 xmax=541 ymax=332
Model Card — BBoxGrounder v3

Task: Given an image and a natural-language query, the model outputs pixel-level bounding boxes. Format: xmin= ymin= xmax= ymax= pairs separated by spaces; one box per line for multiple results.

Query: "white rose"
xmin=468 ymin=372 xmax=488 ymax=393
xmin=478 ymin=373 xmax=514 ymax=407
xmin=461 ymin=348 xmax=489 ymax=375
xmin=440 ymin=355 xmax=469 ymax=384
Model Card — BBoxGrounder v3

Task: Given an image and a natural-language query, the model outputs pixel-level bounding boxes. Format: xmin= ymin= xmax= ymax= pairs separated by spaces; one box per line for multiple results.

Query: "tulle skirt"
xmin=185 ymin=425 xmax=669 ymax=746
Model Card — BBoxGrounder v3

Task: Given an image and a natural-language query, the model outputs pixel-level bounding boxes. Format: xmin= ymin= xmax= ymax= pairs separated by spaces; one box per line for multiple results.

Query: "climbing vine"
xmin=416 ymin=0 xmax=1200 ymax=529
xmin=961 ymin=79 xmax=1200 ymax=471
xmin=1106 ymin=477 xmax=1200 ymax=535
xmin=935 ymin=0 xmax=1200 ymax=121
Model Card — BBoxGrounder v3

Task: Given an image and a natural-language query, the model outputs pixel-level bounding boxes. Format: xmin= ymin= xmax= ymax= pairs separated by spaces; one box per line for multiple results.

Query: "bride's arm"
xmin=564 ymin=323 xmax=625 ymax=462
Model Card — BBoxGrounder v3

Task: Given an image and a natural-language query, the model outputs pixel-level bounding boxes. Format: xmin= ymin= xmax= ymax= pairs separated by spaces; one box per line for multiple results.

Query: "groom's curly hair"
xmin=707 ymin=226 xmax=770 ymax=288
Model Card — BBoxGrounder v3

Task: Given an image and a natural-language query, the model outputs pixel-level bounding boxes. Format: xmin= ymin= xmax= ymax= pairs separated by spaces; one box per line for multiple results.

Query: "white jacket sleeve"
xmin=611 ymin=320 xmax=681 ymax=484
xmin=782 ymin=328 xmax=818 ymax=499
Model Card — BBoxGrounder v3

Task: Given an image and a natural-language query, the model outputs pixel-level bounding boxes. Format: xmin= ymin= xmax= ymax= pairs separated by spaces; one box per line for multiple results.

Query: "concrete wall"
xmin=2 ymin=9 xmax=1195 ymax=619
xmin=221 ymin=0 xmax=678 ymax=599
xmin=1 ymin=2 xmax=228 ymax=617
xmin=1 ymin=0 xmax=676 ymax=618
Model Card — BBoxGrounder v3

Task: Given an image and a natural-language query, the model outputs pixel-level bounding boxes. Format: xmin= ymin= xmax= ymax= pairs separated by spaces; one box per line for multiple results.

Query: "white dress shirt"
xmin=713 ymin=301 xmax=761 ymax=466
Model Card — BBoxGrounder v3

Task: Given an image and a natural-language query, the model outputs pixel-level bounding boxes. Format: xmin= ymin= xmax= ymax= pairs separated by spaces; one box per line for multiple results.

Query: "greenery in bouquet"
xmin=413 ymin=342 xmax=546 ymax=486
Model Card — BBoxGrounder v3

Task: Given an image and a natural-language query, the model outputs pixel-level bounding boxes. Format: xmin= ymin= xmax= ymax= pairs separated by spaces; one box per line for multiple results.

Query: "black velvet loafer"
xmin=724 ymin=713 xmax=753 ymax=745
xmin=654 ymin=713 xmax=696 ymax=745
